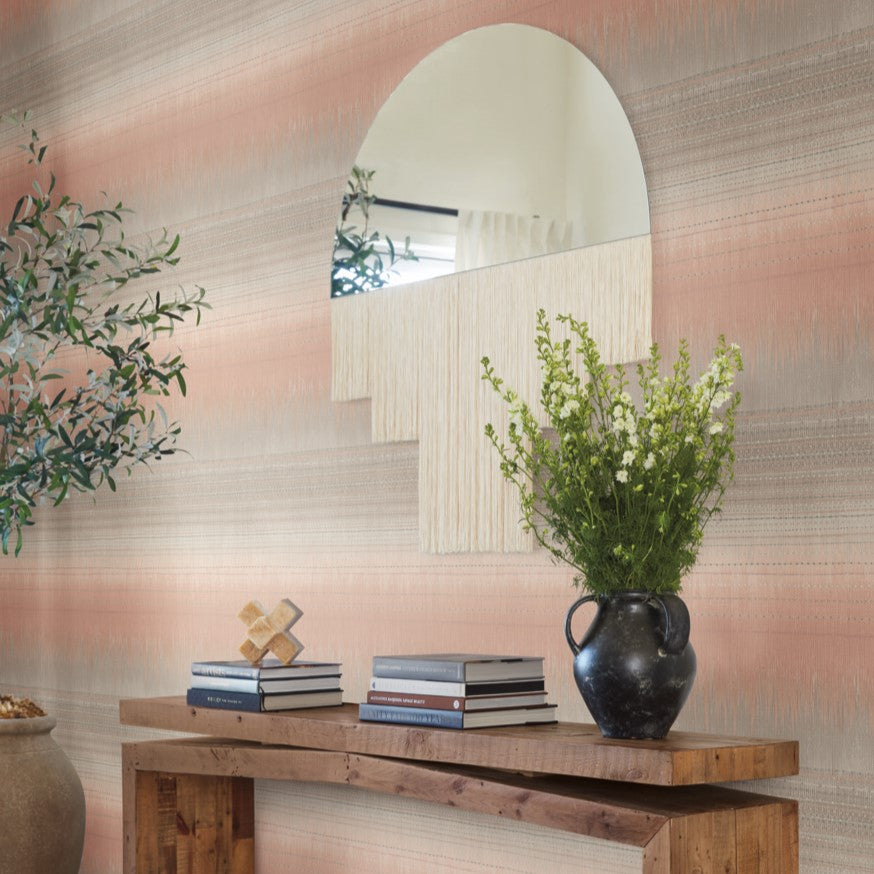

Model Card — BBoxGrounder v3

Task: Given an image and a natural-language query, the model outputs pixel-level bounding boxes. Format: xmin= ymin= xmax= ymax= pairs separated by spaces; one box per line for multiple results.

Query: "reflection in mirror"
xmin=331 ymin=23 xmax=650 ymax=296
xmin=332 ymin=166 xmax=420 ymax=297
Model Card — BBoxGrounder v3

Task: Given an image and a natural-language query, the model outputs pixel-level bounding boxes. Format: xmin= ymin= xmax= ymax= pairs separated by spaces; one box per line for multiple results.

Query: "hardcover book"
xmin=190 ymin=659 xmax=341 ymax=680
xmin=358 ymin=702 xmax=558 ymax=729
xmin=369 ymin=676 xmax=546 ymax=697
xmin=365 ymin=690 xmax=548 ymax=711
xmin=186 ymin=687 xmax=343 ymax=712
xmin=371 ymin=654 xmax=543 ymax=683
xmin=189 ymin=673 xmax=342 ymax=694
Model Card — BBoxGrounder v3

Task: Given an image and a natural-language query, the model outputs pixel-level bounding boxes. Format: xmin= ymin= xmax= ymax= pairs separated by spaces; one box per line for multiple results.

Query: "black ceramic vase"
xmin=564 ymin=590 xmax=696 ymax=739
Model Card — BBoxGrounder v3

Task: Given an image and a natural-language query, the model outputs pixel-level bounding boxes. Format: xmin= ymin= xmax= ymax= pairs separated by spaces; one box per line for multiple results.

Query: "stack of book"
xmin=186 ymin=658 xmax=343 ymax=713
xmin=358 ymin=653 xmax=557 ymax=729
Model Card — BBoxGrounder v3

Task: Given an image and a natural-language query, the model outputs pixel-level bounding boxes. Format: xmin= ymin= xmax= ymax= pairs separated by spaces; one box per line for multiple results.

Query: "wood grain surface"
xmin=120 ymin=698 xmax=799 ymax=786
xmin=123 ymin=737 xmax=798 ymax=872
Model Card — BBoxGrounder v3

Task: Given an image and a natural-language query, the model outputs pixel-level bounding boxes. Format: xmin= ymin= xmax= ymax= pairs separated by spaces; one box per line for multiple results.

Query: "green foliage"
xmin=0 ymin=116 xmax=209 ymax=555
xmin=482 ymin=310 xmax=743 ymax=595
xmin=331 ymin=165 xmax=417 ymax=297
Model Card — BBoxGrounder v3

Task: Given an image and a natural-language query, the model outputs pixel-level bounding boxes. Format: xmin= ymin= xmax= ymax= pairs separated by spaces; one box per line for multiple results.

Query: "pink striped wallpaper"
xmin=0 ymin=2 xmax=872 ymax=871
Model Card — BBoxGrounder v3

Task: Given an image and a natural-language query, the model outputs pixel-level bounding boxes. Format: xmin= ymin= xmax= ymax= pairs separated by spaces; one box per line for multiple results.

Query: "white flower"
xmin=628 ymin=433 xmax=639 ymax=448
xmin=622 ymin=450 xmax=635 ymax=466
xmin=615 ymin=469 xmax=628 ymax=483
xmin=507 ymin=392 xmax=525 ymax=427
xmin=643 ymin=452 xmax=655 ymax=470
xmin=710 ymin=390 xmax=730 ymax=410
xmin=684 ymin=434 xmax=694 ymax=444
xmin=559 ymin=399 xmax=580 ymax=419
xmin=709 ymin=421 xmax=724 ymax=435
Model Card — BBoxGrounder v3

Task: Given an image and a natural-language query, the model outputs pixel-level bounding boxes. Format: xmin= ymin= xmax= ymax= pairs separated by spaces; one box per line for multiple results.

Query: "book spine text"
xmin=358 ymin=703 xmax=463 ymax=728
xmin=190 ymin=663 xmax=259 ymax=680
xmin=365 ymin=691 xmax=465 ymax=710
xmin=186 ymin=688 xmax=262 ymax=712
xmin=371 ymin=658 xmax=465 ymax=681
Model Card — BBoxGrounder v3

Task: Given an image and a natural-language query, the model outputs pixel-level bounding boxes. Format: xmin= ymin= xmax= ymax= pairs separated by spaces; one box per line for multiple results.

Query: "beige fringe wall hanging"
xmin=332 ymin=234 xmax=652 ymax=553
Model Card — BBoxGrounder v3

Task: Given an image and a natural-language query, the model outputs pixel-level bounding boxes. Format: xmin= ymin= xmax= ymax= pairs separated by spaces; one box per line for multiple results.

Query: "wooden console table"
xmin=120 ymin=698 xmax=799 ymax=873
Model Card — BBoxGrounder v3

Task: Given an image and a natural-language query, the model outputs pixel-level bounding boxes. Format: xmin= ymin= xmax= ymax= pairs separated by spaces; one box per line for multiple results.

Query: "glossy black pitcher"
xmin=564 ymin=591 xmax=696 ymax=739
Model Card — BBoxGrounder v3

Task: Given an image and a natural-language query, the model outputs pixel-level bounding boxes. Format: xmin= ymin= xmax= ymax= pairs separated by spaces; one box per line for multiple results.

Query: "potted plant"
xmin=1 ymin=694 xmax=86 ymax=873
xmin=0 ymin=116 xmax=207 ymax=872
xmin=482 ymin=309 xmax=742 ymax=738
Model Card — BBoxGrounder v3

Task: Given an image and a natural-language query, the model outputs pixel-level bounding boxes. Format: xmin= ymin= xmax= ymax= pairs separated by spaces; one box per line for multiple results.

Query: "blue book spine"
xmin=358 ymin=703 xmax=463 ymax=728
xmin=186 ymin=688 xmax=262 ymax=712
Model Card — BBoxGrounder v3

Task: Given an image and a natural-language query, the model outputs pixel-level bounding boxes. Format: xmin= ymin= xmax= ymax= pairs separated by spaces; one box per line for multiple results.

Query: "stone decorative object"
xmin=238 ymin=598 xmax=304 ymax=664
xmin=565 ymin=592 xmax=696 ymax=739
xmin=0 ymin=714 xmax=85 ymax=873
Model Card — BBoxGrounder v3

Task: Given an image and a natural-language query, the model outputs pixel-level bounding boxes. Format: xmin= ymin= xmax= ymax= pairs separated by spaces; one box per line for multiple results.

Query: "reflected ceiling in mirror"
xmin=331 ymin=23 xmax=650 ymax=296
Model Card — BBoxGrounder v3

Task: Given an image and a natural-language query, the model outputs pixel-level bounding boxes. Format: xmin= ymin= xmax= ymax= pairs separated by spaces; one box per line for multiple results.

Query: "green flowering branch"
xmin=482 ymin=309 xmax=742 ymax=595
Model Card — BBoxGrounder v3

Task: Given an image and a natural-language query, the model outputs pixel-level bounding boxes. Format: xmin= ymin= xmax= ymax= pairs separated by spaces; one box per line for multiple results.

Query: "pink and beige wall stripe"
xmin=0 ymin=1 xmax=872 ymax=871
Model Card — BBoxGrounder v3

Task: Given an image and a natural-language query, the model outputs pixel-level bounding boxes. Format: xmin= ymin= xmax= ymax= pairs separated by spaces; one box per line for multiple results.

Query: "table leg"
xmin=121 ymin=739 xmax=798 ymax=874
xmin=642 ymin=798 xmax=799 ymax=873
xmin=123 ymin=747 xmax=254 ymax=874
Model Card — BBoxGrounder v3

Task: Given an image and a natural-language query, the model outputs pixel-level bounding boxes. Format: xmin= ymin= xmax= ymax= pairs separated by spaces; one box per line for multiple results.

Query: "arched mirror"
xmin=331 ymin=23 xmax=650 ymax=296
xmin=332 ymin=25 xmax=653 ymax=555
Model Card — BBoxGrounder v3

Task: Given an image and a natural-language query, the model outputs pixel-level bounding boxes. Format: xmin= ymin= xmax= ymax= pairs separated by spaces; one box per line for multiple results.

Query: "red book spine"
xmin=365 ymin=690 xmax=465 ymax=711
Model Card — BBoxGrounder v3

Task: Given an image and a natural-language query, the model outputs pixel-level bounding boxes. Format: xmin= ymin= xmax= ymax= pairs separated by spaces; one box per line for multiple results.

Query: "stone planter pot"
xmin=565 ymin=590 xmax=697 ymax=739
xmin=0 ymin=715 xmax=85 ymax=873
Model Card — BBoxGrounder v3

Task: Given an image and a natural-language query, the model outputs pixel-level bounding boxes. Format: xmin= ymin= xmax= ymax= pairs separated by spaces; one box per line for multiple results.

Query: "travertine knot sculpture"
xmin=238 ymin=598 xmax=303 ymax=665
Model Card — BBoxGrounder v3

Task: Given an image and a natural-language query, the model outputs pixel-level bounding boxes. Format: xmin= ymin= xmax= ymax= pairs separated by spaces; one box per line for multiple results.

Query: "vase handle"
xmin=651 ymin=593 xmax=691 ymax=655
xmin=564 ymin=595 xmax=597 ymax=657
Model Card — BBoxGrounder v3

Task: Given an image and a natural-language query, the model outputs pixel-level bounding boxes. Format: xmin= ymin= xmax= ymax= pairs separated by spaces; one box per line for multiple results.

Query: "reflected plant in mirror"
xmin=331 ymin=165 xmax=418 ymax=297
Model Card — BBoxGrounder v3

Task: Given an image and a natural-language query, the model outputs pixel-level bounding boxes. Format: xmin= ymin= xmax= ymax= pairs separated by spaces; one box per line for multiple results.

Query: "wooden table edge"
xmin=119 ymin=697 xmax=799 ymax=787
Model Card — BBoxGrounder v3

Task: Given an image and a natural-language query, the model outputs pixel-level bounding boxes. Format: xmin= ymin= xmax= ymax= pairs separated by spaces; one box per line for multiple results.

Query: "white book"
xmin=372 ymin=653 xmax=543 ymax=682
xmin=189 ymin=673 xmax=341 ymax=694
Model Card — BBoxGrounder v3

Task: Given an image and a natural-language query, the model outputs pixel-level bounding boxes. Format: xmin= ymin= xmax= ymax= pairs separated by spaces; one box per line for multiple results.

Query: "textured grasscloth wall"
xmin=0 ymin=2 xmax=871 ymax=872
